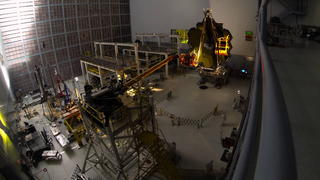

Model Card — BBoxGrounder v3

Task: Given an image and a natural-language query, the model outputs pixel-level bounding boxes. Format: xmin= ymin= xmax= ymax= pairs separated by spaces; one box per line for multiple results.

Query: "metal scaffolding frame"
xmin=122 ymin=49 xmax=171 ymax=77
xmin=77 ymin=94 xmax=164 ymax=180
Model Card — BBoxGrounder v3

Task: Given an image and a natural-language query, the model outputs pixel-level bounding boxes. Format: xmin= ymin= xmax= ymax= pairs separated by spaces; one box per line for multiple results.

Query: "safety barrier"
xmin=154 ymin=90 xmax=172 ymax=106
xmin=158 ymin=108 xmax=217 ymax=128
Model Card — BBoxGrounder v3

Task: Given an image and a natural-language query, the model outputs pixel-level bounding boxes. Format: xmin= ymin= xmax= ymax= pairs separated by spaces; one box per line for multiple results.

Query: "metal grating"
xmin=35 ymin=6 xmax=49 ymax=21
xmin=50 ymin=6 xmax=63 ymax=20
xmin=79 ymin=31 xmax=91 ymax=44
xmin=4 ymin=43 xmax=24 ymax=60
xmin=92 ymin=29 xmax=102 ymax=41
xmin=65 ymin=18 xmax=77 ymax=32
xmin=69 ymin=46 xmax=80 ymax=59
xmin=8 ymin=60 xmax=29 ymax=77
xmin=77 ymin=4 xmax=88 ymax=17
xmin=56 ymin=49 xmax=68 ymax=64
xmin=27 ymin=55 xmax=42 ymax=70
xmin=24 ymin=40 xmax=39 ymax=56
xmin=58 ymin=62 xmax=72 ymax=79
xmin=78 ymin=17 xmax=89 ymax=30
xmin=53 ymin=34 xmax=66 ymax=49
xmin=64 ymin=5 xmax=76 ymax=18
xmin=67 ymin=32 xmax=79 ymax=46
xmin=51 ymin=20 xmax=65 ymax=34
xmin=37 ymin=21 xmax=51 ymax=37
xmin=12 ymin=74 xmax=33 ymax=93
xmin=41 ymin=51 xmax=55 ymax=65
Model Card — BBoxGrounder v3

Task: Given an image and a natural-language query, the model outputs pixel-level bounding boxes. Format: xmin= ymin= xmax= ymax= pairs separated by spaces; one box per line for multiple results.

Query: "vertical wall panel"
xmin=0 ymin=0 xmax=131 ymax=93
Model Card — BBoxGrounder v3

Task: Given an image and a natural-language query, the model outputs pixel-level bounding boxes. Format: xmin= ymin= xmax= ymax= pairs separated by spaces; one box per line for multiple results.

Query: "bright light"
xmin=1 ymin=66 xmax=10 ymax=88
xmin=75 ymin=77 xmax=79 ymax=82
xmin=152 ymin=88 xmax=164 ymax=92
xmin=237 ymin=90 xmax=241 ymax=95
xmin=0 ymin=110 xmax=8 ymax=128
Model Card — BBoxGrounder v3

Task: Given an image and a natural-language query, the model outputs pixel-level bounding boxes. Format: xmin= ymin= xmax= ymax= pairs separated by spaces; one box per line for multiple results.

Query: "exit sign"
xmin=245 ymin=31 xmax=253 ymax=41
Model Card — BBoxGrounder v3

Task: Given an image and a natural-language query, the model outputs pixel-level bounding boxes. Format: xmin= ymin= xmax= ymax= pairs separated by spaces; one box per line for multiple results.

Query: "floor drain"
xmin=199 ymin=86 xmax=208 ymax=89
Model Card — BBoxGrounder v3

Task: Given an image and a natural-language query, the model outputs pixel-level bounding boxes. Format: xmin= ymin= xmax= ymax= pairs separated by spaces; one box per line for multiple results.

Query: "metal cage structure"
xmin=77 ymin=92 xmax=181 ymax=180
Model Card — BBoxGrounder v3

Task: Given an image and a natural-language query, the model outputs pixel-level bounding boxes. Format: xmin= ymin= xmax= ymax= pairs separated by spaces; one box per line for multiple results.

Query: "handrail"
xmin=227 ymin=0 xmax=297 ymax=179
xmin=256 ymin=1 xmax=297 ymax=180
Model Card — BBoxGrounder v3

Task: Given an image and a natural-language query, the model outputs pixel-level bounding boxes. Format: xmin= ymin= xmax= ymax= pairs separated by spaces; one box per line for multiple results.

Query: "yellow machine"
xmin=181 ymin=8 xmax=233 ymax=85
xmin=64 ymin=110 xmax=85 ymax=146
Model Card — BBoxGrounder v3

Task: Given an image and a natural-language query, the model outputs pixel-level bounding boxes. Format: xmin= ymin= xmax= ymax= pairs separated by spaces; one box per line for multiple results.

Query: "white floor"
xmin=17 ymin=68 xmax=251 ymax=180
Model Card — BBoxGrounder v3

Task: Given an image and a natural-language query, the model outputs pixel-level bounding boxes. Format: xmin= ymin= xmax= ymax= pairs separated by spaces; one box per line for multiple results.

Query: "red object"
xmin=178 ymin=53 xmax=197 ymax=67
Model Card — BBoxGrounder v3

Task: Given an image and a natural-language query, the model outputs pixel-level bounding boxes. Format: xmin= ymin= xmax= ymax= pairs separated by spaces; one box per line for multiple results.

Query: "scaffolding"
xmin=134 ymin=33 xmax=181 ymax=72
xmin=77 ymin=92 xmax=181 ymax=180
xmin=81 ymin=42 xmax=141 ymax=87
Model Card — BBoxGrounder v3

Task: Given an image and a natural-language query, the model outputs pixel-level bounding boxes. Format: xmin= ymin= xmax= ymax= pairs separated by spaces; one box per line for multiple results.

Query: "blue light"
xmin=241 ymin=69 xmax=245 ymax=73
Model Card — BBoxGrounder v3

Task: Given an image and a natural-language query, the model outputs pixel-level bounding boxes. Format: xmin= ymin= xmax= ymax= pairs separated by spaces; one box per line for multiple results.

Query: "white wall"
xmin=130 ymin=0 xmax=258 ymax=56
xmin=298 ymin=0 xmax=320 ymax=26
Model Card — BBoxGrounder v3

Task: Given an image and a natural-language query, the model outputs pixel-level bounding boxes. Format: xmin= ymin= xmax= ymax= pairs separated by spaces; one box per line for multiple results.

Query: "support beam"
xmin=165 ymin=54 xmax=169 ymax=77
xmin=100 ymin=42 xmax=103 ymax=57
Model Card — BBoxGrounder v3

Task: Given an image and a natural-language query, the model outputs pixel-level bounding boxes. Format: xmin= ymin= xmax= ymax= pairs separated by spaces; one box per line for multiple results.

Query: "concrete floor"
xmin=268 ymin=37 xmax=320 ymax=180
xmin=16 ymin=68 xmax=251 ymax=180
xmin=149 ymin=70 xmax=250 ymax=171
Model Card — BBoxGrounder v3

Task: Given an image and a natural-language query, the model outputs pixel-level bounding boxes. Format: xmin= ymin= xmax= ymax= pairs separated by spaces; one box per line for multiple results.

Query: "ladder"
xmin=136 ymin=131 xmax=182 ymax=180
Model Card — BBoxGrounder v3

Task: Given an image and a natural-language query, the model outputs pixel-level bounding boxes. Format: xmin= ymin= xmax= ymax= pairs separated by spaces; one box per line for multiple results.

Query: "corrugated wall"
xmin=0 ymin=0 xmax=131 ymax=94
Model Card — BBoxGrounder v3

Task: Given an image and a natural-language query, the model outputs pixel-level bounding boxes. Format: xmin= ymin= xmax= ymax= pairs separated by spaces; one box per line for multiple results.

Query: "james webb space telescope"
xmin=179 ymin=8 xmax=233 ymax=85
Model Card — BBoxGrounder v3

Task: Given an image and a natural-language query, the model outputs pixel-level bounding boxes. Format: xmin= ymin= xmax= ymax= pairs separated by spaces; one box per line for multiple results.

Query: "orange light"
xmin=215 ymin=35 xmax=230 ymax=56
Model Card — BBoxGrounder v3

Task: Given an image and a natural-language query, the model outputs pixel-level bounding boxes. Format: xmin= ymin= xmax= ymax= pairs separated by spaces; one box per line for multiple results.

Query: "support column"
xmin=94 ymin=42 xmax=98 ymax=56
xmin=134 ymin=45 xmax=141 ymax=88
xmin=100 ymin=43 xmax=103 ymax=57
xmin=142 ymin=36 xmax=145 ymax=46
xmin=115 ymin=44 xmax=119 ymax=83
xmin=165 ymin=54 xmax=169 ymax=77
xmin=149 ymin=95 xmax=156 ymax=134
xmin=104 ymin=123 xmax=127 ymax=179
xmin=146 ymin=52 xmax=149 ymax=68
xmin=98 ymin=67 xmax=103 ymax=86
xmin=115 ymin=44 xmax=119 ymax=59
xmin=80 ymin=61 xmax=86 ymax=82
xmin=85 ymin=63 xmax=89 ymax=84
xmin=158 ymin=36 xmax=161 ymax=47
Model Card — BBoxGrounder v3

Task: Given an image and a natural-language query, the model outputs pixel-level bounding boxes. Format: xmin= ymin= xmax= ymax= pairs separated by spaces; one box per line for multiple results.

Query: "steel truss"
xmin=77 ymin=94 xmax=160 ymax=180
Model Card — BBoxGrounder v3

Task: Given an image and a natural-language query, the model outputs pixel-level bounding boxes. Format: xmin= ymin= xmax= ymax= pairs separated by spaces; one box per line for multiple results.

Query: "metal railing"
xmin=226 ymin=0 xmax=297 ymax=179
